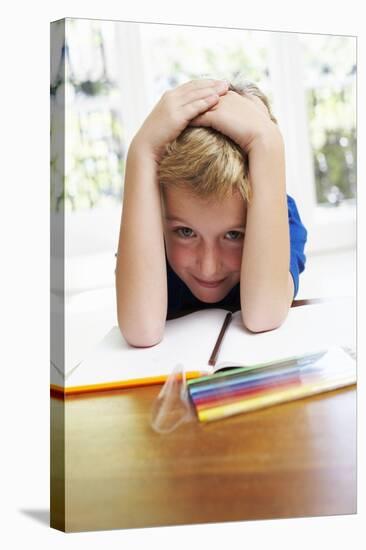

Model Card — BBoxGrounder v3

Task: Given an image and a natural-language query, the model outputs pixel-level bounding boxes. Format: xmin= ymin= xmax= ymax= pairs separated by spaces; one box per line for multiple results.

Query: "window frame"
xmin=267 ymin=31 xmax=356 ymax=254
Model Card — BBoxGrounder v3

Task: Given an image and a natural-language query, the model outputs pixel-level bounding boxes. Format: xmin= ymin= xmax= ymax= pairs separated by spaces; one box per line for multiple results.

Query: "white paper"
xmin=62 ymin=298 xmax=355 ymax=391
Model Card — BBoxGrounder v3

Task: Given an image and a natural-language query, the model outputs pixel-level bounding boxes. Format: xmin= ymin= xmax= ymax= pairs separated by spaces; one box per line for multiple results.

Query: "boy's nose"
xmin=197 ymin=246 xmax=222 ymax=279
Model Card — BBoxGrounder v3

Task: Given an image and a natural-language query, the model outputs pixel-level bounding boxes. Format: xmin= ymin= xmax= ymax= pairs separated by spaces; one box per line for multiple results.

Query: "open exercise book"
xmin=51 ymin=298 xmax=356 ymax=396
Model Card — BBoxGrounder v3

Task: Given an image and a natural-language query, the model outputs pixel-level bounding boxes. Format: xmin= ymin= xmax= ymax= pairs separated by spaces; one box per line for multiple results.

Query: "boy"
xmin=115 ymin=78 xmax=307 ymax=347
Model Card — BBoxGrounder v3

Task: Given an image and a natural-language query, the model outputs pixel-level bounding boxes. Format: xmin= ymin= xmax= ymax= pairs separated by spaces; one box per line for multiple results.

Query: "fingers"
xmin=177 ymin=78 xmax=228 ymax=94
xmin=180 ymin=95 xmax=219 ymax=120
xmin=180 ymin=81 xmax=228 ymax=106
xmin=169 ymin=79 xmax=228 ymax=107
xmin=161 ymin=80 xmax=223 ymax=109
xmin=154 ymin=79 xmax=228 ymax=140
xmin=174 ymin=79 xmax=228 ymax=120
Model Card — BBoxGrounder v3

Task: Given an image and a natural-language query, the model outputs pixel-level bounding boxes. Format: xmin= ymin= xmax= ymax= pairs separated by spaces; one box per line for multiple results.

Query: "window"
xmin=51 ymin=19 xmax=126 ymax=212
xmin=139 ymin=24 xmax=271 ymax=107
xmin=53 ymin=21 xmax=356 ymax=259
xmin=300 ymin=34 xmax=356 ymax=207
xmin=266 ymin=32 xmax=356 ymax=253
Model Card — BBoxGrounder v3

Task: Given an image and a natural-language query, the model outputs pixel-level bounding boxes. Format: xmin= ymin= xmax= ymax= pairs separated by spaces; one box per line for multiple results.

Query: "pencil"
xmin=208 ymin=312 xmax=233 ymax=366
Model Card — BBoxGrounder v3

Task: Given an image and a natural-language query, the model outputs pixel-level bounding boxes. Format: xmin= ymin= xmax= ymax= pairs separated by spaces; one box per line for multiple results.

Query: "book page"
xmin=64 ymin=308 xmax=227 ymax=389
xmin=217 ymin=298 xmax=355 ymax=369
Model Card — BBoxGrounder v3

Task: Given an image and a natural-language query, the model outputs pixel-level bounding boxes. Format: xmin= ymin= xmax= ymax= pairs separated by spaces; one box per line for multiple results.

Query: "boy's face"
xmin=162 ymin=185 xmax=247 ymax=303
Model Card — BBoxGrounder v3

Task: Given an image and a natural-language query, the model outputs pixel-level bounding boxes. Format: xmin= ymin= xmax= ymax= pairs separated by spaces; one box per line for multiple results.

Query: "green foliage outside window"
xmin=301 ymin=35 xmax=356 ymax=205
xmin=50 ymin=20 xmax=125 ymax=212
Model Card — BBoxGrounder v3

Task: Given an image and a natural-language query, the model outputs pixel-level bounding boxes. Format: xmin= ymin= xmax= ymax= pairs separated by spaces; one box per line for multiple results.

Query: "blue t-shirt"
xmin=166 ymin=194 xmax=307 ymax=317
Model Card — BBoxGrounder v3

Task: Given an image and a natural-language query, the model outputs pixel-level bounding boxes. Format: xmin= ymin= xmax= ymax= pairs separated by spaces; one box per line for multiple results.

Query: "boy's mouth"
xmin=193 ymin=276 xmax=226 ymax=288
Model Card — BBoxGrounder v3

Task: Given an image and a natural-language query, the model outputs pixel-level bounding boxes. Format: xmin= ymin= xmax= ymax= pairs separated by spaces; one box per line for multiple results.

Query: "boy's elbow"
xmin=128 ymin=336 xmax=163 ymax=348
xmin=118 ymin=322 xmax=164 ymax=348
xmin=243 ymin=310 xmax=288 ymax=334
xmin=244 ymin=319 xmax=280 ymax=334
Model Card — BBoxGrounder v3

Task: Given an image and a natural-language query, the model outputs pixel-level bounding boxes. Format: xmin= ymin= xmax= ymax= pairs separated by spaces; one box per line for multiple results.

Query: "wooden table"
xmin=51 ymin=300 xmax=357 ymax=532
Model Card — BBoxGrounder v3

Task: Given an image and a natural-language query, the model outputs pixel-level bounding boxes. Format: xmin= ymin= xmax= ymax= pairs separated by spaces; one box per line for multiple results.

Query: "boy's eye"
xmin=226 ymin=230 xmax=244 ymax=241
xmin=175 ymin=227 xmax=195 ymax=239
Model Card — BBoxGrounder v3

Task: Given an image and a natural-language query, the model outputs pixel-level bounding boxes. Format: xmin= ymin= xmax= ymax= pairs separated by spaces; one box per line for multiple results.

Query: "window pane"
xmin=51 ymin=19 xmax=125 ymax=211
xmin=300 ymin=35 xmax=356 ymax=206
xmin=140 ymin=24 xmax=272 ymax=107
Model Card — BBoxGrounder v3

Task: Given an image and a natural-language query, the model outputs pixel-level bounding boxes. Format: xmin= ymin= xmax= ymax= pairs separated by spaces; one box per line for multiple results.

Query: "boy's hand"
xmin=189 ymin=90 xmax=280 ymax=153
xmin=132 ymin=79 xmax=229 ymax=163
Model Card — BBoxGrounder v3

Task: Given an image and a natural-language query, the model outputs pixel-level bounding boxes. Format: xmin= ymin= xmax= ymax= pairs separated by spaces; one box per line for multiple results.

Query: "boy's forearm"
xmin=115 ymin=140 xmax=167 ymax=346
xmin=240 ymin=130 xmax=293 ymax=332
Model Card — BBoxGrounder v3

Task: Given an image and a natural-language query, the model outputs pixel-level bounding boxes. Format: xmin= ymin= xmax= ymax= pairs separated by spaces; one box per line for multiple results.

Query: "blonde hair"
xmin=158 ymin=80 xmax=277 ymax=203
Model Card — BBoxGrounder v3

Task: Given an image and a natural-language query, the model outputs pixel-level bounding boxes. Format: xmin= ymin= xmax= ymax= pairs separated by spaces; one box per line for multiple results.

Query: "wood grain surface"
xmin=51 ymin=383 xmax=356 ymax=532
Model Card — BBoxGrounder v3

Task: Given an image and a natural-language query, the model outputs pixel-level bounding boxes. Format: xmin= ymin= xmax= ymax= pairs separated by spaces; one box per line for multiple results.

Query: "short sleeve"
xmin=287 ymin=195 xmax=307 ymax=298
